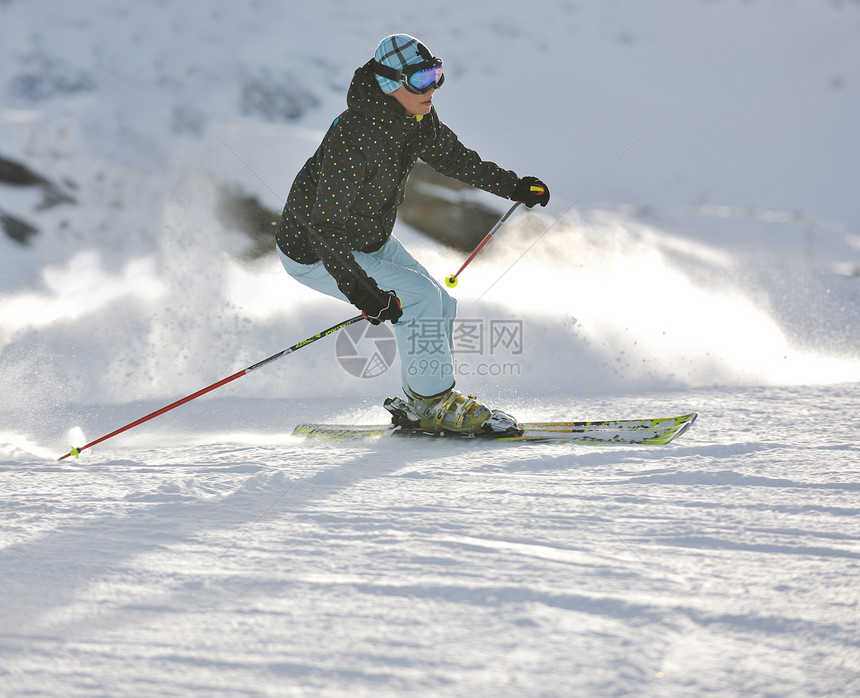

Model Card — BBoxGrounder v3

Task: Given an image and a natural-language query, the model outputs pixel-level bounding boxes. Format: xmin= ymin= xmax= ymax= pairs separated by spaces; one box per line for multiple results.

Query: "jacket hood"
xmin=347 ymin=60 xmax=435 ymax=136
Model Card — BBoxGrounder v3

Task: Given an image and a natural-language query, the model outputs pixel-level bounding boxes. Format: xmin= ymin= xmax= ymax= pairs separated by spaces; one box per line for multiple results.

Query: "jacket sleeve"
xmin=419 ymin=115 xmax=519 ymax=199
xmin=306 ymin=123 xmax=377 ymax=302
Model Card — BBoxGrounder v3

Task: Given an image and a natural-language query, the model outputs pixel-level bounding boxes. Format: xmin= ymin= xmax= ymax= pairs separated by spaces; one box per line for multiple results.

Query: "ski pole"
xmin=58 ymin=314 xmax=365 ymax=460
xmin=444 ymin=202 xmax=523 ymax=288
xmin=444 ymin=182 xmax=546 ymax=289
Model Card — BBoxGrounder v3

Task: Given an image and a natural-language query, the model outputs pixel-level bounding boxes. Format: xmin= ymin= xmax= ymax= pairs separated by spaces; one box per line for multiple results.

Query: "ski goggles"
xmin=373 ymin=57 xmax=445 ymax=94
xmin=401 ymin=59 xmax=445 ymax=93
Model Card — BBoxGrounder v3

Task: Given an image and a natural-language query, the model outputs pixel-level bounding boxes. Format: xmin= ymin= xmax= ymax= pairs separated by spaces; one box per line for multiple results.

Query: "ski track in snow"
xmin=2 ymin=386 xmax=859 ymax=697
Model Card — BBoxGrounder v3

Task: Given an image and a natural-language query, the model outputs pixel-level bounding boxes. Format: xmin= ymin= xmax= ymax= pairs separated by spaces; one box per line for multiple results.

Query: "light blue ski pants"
xmin=278 ymin=236 xmax=457 ymax=397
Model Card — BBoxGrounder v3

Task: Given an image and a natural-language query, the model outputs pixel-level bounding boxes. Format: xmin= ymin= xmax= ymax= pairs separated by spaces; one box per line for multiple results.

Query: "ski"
xmin=293 ymin=411 xmax=697 ymax=445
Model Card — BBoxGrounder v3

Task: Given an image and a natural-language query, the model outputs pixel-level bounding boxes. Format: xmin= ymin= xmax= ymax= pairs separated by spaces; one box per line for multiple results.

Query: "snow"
xmin=1 ymin=1 xmax=859 ymax=696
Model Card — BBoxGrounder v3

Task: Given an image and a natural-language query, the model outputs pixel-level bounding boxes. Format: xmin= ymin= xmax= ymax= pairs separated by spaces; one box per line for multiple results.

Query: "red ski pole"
xmin=444 ymin=184 xmax=545 ymax=288
xmin=444 ymin=202 xmax=523 ymax=288
xmin=58 ymin=315 xmax=365 ymax=460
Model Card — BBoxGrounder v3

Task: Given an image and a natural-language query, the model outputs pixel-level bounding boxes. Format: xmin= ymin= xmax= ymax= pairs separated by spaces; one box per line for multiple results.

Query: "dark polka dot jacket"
xmin=275 ymin=60 xmax=520 ymax=302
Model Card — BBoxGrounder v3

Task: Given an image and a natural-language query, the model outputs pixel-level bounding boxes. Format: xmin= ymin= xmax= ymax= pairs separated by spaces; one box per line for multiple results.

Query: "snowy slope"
xmin=2 ymin=385 xmax=859 ymax=697
xmin=1 ymin=1 xmax=860 ymax=696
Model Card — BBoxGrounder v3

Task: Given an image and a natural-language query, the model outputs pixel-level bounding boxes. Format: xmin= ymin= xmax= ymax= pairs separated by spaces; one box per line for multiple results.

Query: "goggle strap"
xmin=372 ymin=60 xmax=403 ymax=83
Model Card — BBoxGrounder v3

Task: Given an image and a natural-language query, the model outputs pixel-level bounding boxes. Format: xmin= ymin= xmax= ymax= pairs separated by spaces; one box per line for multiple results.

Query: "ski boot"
xmin=408 ymin=387 xmax=492 ymax=433
xmin=383 ymin=389 xmax=522 ymax=438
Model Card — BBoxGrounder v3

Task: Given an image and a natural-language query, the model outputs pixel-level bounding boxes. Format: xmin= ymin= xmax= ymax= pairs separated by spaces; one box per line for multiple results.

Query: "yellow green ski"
xmin=293 ymin=411 xmax=697 ymax=445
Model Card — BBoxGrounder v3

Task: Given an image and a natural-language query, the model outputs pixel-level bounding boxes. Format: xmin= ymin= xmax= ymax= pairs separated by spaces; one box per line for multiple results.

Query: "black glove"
xmin=351 ymin=282 xmax=403 ymax=325
xmin=513 ymin=176 xmax=550 ymax=208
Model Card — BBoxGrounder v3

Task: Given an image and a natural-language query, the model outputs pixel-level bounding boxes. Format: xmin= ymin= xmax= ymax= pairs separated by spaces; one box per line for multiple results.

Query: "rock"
xmin=398 ymin=162 xmax=505 ymax=252
xmin=0 ymin=154 xmax=51 ymax=187
xmin=0 ymin=209 xmax=39 ymax=245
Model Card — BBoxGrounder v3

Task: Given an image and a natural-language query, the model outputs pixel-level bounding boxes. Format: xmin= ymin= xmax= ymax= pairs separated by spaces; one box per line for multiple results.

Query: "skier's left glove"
xmin=513 ymin=176 xmax=550 ymax=208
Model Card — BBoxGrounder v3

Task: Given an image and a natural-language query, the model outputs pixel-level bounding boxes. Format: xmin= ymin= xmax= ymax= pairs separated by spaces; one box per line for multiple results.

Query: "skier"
xmin=276 ymin=33 xmax=549 ymax=433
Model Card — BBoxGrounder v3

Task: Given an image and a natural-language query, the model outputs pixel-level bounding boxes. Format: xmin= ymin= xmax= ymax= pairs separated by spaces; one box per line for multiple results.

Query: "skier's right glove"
xmin=351 ymin=283 xmax=403 ymax=325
